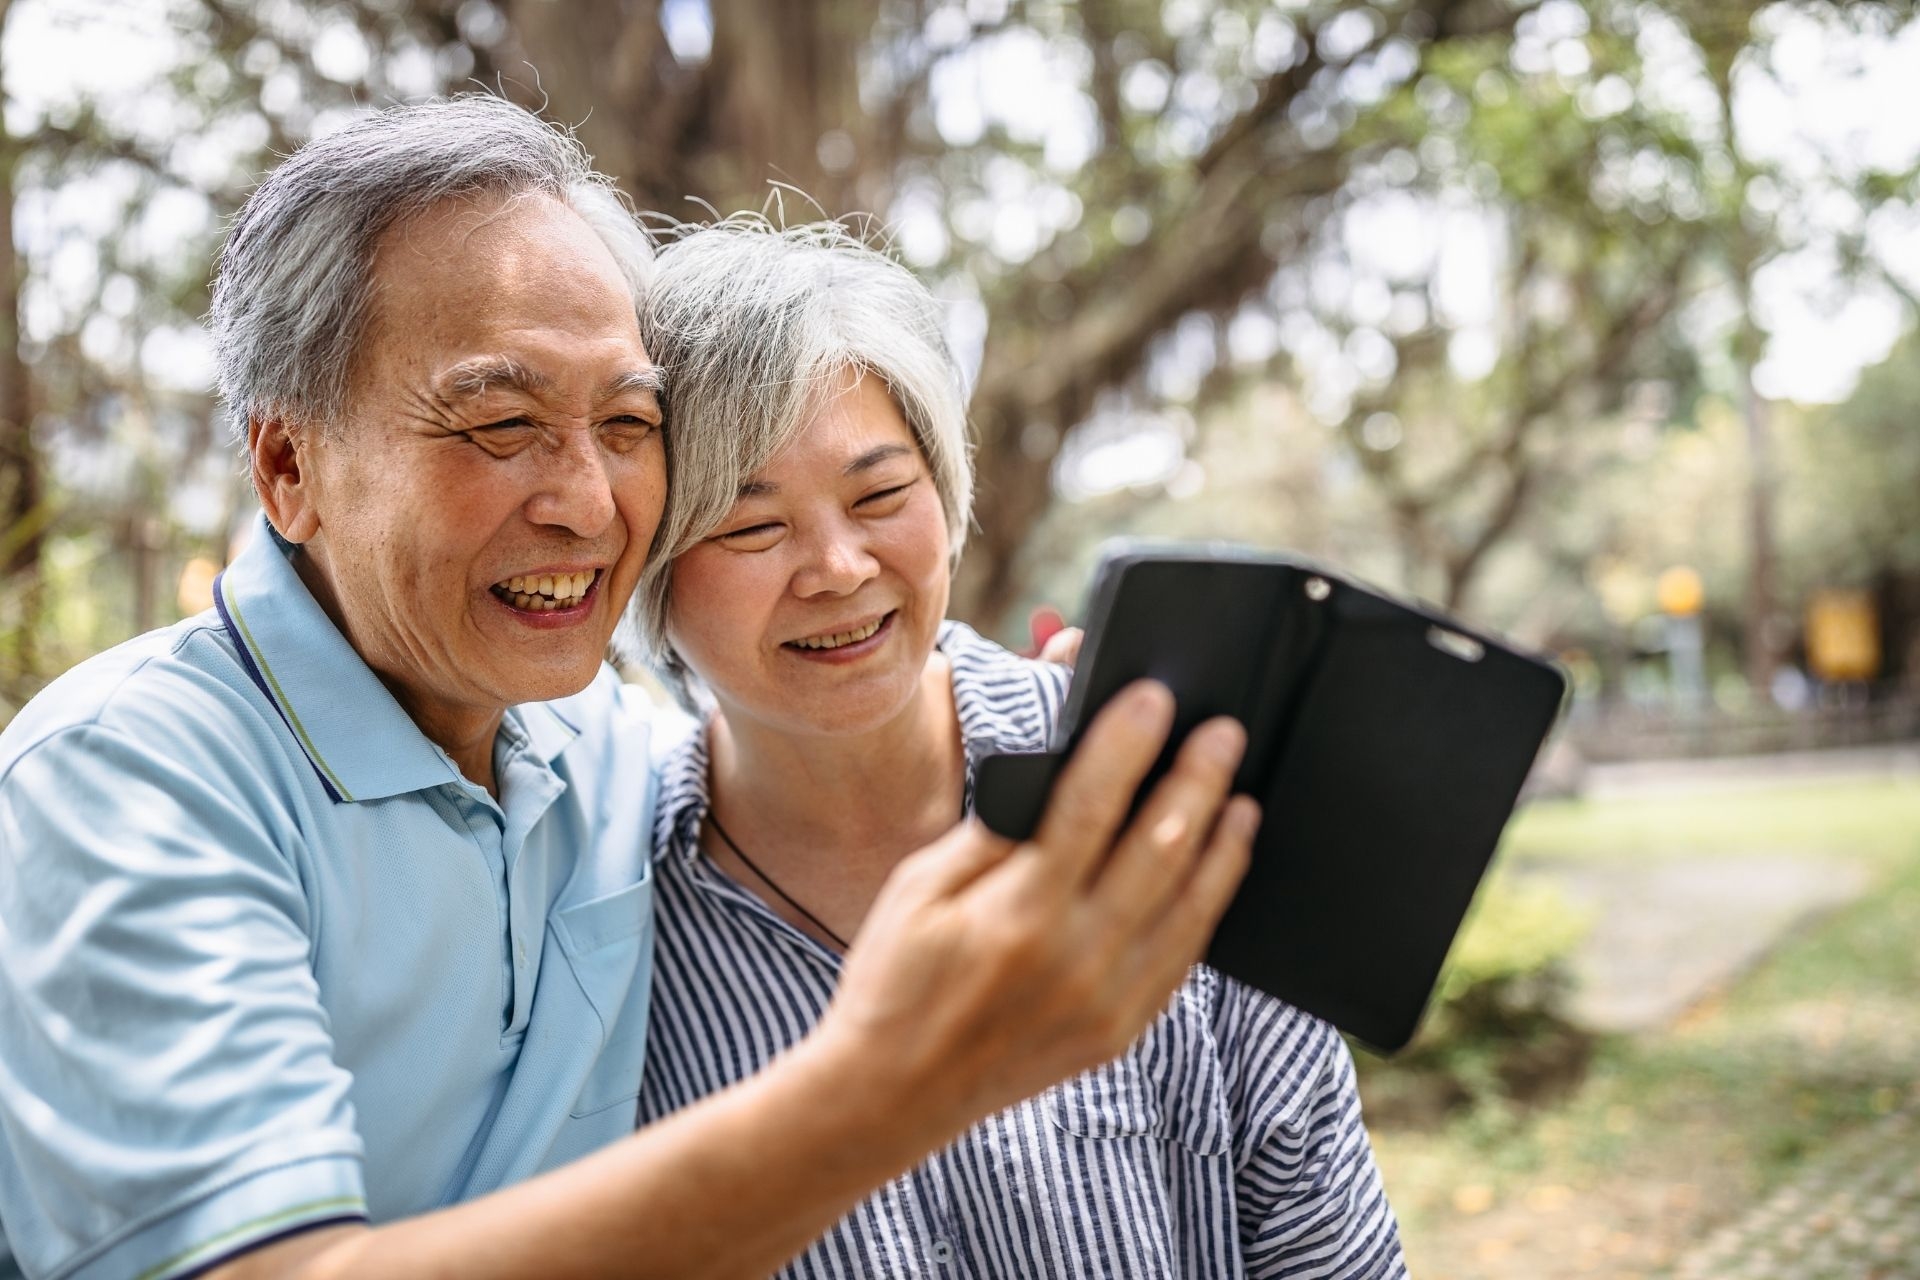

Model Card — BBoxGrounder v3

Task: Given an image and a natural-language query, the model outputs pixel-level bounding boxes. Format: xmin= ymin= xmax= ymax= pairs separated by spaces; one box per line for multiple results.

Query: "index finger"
xmin=1023 ymin=679 xmax=1175 ymax=884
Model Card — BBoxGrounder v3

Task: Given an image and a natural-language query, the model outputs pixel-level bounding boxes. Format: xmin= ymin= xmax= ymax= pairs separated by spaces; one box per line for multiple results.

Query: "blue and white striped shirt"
xmin=639 ymin=622 xmax=1408 ymax=1279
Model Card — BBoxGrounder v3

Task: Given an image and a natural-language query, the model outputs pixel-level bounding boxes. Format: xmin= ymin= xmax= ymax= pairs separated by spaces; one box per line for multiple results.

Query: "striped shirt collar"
xmin=214 ymin=512 xmax=582 ymax=804
xmin=653 ymin=619 xmax=1060 ymax=868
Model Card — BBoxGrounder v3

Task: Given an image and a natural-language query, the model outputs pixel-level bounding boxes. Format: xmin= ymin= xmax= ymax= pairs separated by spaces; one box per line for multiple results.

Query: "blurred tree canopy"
xmin=0 ymin=0 xmax=1916 ymax=710
xmin=1790 ymin=329 xmax=1920 ymax=583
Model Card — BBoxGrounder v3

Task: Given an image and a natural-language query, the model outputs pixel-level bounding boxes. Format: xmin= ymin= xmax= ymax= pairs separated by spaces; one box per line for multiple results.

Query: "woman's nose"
xmin=794 ymin=522 xmax=880 ymax=597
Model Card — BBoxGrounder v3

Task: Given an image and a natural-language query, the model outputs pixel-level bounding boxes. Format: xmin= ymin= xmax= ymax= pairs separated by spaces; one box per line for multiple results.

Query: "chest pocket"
xmin=553 ymin=871 xmax=654 ymax=1117
xmin=1046 ymin=965 xmax=1232 ymax=1156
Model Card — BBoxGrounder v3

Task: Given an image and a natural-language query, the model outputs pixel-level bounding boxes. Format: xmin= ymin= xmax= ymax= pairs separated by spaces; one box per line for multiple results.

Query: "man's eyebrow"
xmin=599 ymin=368 xmax=665 ymax=403
xmin=736 ymin=443 xmax=917 ymax=499
xmin=441 ymin=356 xmax=553 ymax=400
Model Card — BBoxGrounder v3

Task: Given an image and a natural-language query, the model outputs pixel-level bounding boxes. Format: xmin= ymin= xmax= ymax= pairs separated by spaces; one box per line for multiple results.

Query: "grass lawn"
xmin=1362 ymin=773 xmax=1920 ymax=1279
xmin=1505 ymin=775 xmax=1920 ymax=868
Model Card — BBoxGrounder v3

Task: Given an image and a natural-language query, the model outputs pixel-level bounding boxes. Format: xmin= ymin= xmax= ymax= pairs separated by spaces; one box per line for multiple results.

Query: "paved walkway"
xmin=1669 ymin=1106 xmax=1920 ymax=1279
xmin=1518 ymin=742 xmax=1907 ymax=1032
xmin=1522 ymin=854 xmax=1874 ymax=1033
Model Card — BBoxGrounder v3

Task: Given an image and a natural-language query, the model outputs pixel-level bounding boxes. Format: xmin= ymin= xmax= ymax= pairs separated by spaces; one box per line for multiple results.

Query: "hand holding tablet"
xmin=975 ymin=544 xmax=1567 ymax=1053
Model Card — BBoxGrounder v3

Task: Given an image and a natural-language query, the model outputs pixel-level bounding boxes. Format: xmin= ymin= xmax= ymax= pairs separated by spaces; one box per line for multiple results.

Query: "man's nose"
xmin=524 ymin=430 xmax=618 ymax=537
xmin=794 ymin=518 xmax=879 ymax=598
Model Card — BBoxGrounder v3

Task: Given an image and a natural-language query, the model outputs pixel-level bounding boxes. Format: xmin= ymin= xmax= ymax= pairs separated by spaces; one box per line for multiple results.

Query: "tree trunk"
xmin=504 ymin=0 xmax=884 ymax=216
xmin=1740 ymin=354 xmax=1778 ymax=694
xmin=952 ymin=400 xmax=1059 ymax=630
xmin=0 ymin=0 xmax=41 ymax=687
xmin=1700 ymin=15 xmax=1781 ymax=699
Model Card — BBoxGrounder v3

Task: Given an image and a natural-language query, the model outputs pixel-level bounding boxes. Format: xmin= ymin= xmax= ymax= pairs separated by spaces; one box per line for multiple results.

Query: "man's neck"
xmin=291 ymin=547 xmax=504 ymax=796
xmin=397 ymin=698 xmax=503 ymax=797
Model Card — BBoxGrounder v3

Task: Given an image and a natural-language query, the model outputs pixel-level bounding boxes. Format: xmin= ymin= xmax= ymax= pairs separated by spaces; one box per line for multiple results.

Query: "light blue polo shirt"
xmin=0 ymin=515 xmax=656 ymax=1280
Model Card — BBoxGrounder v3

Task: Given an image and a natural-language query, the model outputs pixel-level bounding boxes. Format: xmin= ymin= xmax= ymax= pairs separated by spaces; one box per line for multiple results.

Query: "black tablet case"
xmin=973 ymin=548 xmax=1567 ymax=1053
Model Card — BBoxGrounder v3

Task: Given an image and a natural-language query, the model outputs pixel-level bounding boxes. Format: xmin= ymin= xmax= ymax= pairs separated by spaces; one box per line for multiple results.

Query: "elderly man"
xmin=0 ymin=98 xmax=1253 ymax=1280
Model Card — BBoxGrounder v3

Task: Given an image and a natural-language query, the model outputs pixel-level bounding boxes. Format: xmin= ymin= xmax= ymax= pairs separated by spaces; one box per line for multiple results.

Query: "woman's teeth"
xmin=791 ymin=616 xmax=885 ymax=650
xmin=496 ymin=571 xmax=595 ymax=612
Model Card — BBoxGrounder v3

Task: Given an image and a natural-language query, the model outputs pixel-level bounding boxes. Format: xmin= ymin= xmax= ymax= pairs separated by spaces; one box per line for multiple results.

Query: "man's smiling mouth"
xmin=490 ymin=570 xmax=601 ymax=613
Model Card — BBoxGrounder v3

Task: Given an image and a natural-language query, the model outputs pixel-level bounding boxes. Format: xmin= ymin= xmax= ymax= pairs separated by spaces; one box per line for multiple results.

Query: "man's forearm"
xmin=251 ymin=1029 xmax=944 ymax=1280
xmin=466 ymin=1027 xmax=952 ymax=1278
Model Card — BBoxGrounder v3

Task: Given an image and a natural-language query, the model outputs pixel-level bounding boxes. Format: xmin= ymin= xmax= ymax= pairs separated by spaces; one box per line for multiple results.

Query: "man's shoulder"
xmin=0 ymin=613 xmax=286 ymax=782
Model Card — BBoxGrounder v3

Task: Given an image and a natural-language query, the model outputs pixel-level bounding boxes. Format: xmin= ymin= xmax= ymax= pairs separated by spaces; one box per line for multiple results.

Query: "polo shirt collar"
xmin=213 ymin=513 xmax=471 ymax=803
xmin=502 ymin=698 xmax=583 ymax=769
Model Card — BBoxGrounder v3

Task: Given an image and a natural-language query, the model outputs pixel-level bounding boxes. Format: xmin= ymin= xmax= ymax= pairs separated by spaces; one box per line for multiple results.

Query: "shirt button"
xmin=931 ymin=1240 xmax=954 ymax=1264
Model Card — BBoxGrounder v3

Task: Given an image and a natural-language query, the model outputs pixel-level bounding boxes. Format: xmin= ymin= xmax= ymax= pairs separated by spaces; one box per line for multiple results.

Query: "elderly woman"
xmin=632 ymin=219 xmax=1407 ymax=1280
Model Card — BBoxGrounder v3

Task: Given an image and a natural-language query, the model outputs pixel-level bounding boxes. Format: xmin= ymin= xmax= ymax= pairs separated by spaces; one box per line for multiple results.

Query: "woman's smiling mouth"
xmin=783 ymin=611 xmax=896 ymax=659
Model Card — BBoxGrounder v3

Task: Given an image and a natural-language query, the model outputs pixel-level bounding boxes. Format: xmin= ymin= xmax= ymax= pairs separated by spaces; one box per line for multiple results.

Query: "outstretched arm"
xmin=215 ymin=681 xmax=1255 ymax=1279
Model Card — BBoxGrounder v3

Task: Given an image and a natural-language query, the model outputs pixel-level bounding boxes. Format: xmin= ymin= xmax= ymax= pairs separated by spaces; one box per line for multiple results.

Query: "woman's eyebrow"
xmin=843 ymin=444 xmax=916 ymax=476
xmin=736 ymin=443 xmax=918 ymax=498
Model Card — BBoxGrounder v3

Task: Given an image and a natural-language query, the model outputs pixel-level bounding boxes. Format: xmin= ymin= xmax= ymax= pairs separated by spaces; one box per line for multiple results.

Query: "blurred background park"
xmin=0 ymin=0 xmax=1914 ymax=1275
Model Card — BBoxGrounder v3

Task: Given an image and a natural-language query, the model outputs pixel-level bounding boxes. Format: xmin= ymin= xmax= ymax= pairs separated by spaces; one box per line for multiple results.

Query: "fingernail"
xmin=1229 ymin=796 xmax=1262 ymax=837
xmin=1197 ymin=718 xmax=1246 ymax=766
xmin=1127 ymin=681 xmax=1175 ymax=725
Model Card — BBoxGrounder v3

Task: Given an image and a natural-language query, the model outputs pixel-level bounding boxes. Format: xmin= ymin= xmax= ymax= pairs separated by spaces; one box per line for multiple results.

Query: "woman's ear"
xmin=249 ymin=416 xmax=323 ymax=544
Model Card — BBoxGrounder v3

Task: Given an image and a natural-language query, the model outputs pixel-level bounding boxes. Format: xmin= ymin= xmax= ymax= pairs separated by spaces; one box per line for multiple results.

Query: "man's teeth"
xmin=791 ymin=617 xmax=885 ymax=650
xmin=498 ymin=571 xmax=595 ymax=612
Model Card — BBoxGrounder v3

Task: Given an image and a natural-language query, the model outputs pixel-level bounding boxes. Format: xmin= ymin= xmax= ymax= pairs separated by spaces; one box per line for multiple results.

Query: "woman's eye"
xmin=716 ymin=522 xmax=784 ymax=549
xmin=858 ymin=482 xmax=915 ymax=509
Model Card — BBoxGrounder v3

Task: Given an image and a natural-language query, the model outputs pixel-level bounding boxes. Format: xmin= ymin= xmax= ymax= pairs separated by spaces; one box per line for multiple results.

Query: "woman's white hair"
xmin=210 ymin=94 xmax=652 ymax=444
xmin=633 ymin=214 xmax=974 ymax=705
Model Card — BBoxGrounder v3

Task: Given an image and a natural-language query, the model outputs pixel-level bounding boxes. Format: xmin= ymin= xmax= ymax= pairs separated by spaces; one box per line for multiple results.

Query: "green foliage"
xmin=1780 ymin=329 xmax=1920 ymax=587
xmin=5 ymin=0 xmax=1919 ymax=678
xmin=1356 ymin=873 xmax=1594 ymax=1123
xmin=1432 ymin=876 xmax=1593 ymax=1012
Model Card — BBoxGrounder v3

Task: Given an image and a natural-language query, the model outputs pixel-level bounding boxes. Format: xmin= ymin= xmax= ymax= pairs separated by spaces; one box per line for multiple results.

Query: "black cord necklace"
xmin=705 ymin=811 xmax=852 ymax=951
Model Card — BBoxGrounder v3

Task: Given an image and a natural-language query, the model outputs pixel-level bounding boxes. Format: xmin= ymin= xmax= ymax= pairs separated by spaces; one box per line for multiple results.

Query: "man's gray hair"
xmin=633 ymin=216 xmax=974 ymax=704
xmin=211 ymin=94 xmax=652 ymax=442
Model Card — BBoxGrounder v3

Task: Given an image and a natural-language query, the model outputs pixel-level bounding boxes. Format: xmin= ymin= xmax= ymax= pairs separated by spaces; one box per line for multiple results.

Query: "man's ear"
xmin=249 ymin=416 xmax=323 ymax=544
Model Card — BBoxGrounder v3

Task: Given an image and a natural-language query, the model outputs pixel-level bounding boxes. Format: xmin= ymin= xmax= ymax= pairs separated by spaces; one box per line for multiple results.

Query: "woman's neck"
xmin=701 ymin=654 xmax=965 ymax=948
xmin=710 ymin=653 xmax=963 ymax=861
